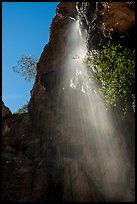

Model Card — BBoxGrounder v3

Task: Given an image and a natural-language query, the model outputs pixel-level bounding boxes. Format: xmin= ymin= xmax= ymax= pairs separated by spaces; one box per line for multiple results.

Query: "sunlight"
xmin=59 ymin=20 xmax=134 ymax=201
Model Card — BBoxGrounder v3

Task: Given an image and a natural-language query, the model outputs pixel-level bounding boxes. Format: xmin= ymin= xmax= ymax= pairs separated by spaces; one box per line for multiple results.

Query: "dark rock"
xmin=2 ymin=101 xmax=12 ymax=121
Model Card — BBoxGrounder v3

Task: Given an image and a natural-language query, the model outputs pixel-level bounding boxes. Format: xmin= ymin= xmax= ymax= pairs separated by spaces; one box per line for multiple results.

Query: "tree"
xmin=13 ymin=102 xmax=28 ymax=115
xmin=12 ymin=55 xmax=37 ymax=114
xmin=16 ymin=103 xmax=28 ymax=114
xmin=13 ymin=54 xmax=37 ymax=83
xmin=84 ymin=41 xmax=135 ymax=114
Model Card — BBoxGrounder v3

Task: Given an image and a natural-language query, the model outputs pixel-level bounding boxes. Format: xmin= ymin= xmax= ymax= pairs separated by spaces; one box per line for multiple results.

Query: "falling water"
xmin=55 ymin=20 xmax=135 ymax=202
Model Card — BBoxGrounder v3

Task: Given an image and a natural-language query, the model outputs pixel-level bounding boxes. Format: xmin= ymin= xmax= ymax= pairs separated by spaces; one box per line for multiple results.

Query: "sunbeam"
xmin=57 ymin=20 xmax=135 ymax=201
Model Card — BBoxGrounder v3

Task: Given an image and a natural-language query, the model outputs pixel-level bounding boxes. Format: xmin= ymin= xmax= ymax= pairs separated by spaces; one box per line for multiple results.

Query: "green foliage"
xmin=84 ymin=41 xmax=135 ymax=114
xmin=13 ymin=54 xmax=37 ymax=83
xmin=14 ymin=102 xmax=28 ymax=115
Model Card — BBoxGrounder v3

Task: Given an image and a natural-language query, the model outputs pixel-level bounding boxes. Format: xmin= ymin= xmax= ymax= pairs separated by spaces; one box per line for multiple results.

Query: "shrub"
xmin=14 ymin=103 xmax=28 ymax=115
xmin=84 ymin=41 xmax=135 ymax=114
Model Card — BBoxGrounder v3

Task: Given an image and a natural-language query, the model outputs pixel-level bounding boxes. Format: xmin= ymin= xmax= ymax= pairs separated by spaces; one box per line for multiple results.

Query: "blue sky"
xmin=2 ymin=2 xmax=60 ymax=113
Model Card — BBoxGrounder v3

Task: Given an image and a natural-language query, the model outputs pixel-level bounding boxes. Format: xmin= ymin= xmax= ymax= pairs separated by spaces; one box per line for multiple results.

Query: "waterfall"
xmin=57 ymin=19 xmax=135 ymax=202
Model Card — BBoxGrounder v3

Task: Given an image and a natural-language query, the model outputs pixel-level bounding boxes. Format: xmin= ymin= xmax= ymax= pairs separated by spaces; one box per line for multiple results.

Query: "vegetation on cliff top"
xmin=13 ymin=54 xmax=37 ymax=83
xmin=13 ymin=55 xmax=37 ymax=114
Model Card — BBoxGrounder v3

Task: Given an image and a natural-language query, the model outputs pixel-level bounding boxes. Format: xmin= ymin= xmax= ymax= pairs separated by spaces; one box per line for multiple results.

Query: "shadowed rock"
xmin=2 ymin=101 xmax=12 ymax=121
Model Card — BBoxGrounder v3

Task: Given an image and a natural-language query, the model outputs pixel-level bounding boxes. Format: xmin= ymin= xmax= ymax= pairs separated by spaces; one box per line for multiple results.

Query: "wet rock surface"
xmin=2 ymin=2 xmax=135 ymax=202
xmin=76 ymin=2 xmax=135 ymax=49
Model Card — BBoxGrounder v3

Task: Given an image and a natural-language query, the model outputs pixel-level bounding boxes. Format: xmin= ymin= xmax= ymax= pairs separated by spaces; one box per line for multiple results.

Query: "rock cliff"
xmin=2 ymin=2 xmax=135 ymax=202
xmin=76 ymin=2 xmax=135 ymax=49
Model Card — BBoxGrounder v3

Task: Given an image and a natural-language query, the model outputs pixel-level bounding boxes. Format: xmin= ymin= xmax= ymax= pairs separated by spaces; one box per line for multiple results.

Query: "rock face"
xmin=2 ymin=101 xmax=12 ymax=121
xmin=97 ymin=2 xmax=135 ymax=38
xmin=2 ymin=2 xmax=135 ymax=202
xmin=76 ymin=2 xmax=135 ymax=49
